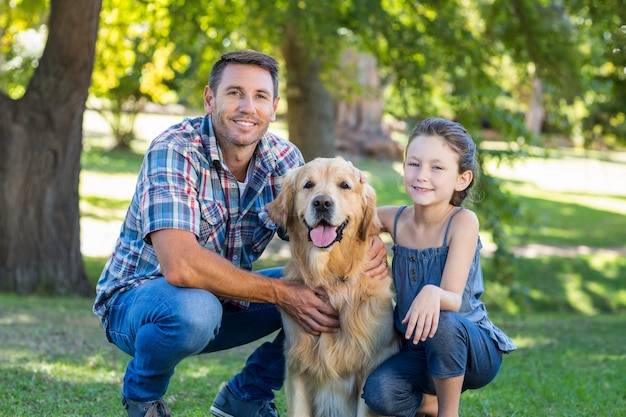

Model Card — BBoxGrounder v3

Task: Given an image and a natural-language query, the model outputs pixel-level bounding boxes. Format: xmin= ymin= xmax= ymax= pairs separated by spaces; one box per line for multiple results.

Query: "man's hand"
xmin=278 ymin=280 xmax=340 ymax=336
xmin=348 ymin=164 xmax=389 ymax=279
xmin=364 ymin=235 xmax=389 ymax=280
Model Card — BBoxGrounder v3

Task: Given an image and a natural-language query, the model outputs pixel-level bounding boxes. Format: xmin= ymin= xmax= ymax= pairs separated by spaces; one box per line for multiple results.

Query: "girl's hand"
xmin=402 ymin=284 xmax=442 ymax=344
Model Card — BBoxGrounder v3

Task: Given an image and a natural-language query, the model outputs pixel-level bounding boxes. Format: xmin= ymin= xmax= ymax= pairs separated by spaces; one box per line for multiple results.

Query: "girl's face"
xmin=403 ymin=134 xmax=472 ymax=206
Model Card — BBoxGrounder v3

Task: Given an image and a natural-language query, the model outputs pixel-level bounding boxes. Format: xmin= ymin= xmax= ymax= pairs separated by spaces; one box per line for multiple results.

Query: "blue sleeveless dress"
xmin=391 ymin=206 xmax=515 ymax=353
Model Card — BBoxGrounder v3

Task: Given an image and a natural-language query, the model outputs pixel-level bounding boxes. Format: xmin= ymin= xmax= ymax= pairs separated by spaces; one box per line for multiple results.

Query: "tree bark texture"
xmin=281 ymin=25 xmax=336 ymax=162
xmin=0 ymin=0 xmax=102 ymax=294
xmin=334 ymin=49 xmax=402 ymax=160
xmin=525 ymin=76 xmax=545 ymax=134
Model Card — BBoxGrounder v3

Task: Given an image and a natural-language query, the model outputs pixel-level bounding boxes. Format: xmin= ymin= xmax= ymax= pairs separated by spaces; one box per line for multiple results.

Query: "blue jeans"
xmin=105 ymin=268 xmax=285 ymax=403
xmin=362 ymin=311 xmax=503 ymax=417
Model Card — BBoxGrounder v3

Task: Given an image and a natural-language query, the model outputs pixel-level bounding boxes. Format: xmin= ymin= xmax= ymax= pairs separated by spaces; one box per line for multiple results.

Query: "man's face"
xmin=203 ymin=63 xmax=279 ymax=149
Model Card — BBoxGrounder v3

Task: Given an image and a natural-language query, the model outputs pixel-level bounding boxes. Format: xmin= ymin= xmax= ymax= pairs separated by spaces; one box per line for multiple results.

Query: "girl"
xmin=362 ymin=118 xmax=515 ymax=417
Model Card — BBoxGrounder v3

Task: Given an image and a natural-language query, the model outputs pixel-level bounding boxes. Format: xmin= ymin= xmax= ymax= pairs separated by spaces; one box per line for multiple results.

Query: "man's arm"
xmin=151 ymin=228 xmax=339 ymax=335
xmin=365 ymin=235 xmax=389 ymax=279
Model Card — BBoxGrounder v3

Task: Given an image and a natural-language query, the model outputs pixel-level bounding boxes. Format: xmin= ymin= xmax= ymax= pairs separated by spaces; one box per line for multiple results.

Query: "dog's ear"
xmin=267 ymin=168 xmax=297 ymax=229
xmin=358 ymin=183 xmax=381 ymax=241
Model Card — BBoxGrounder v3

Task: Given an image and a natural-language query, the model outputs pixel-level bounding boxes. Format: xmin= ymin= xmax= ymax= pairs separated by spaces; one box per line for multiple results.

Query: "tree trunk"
xmin=334 ymin=49 xmax=402 ymax=160
xmin=525 ymin=76 xmax=545 ymax=134
xmin=280 ymin=24 xmax=335 ymax=162
xmin=0 ymin=0 xmax=101 ymax=294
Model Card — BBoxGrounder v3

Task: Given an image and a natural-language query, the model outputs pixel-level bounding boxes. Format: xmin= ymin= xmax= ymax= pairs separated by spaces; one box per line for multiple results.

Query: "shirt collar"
xmin=201 ymin=115 xmax=222 ymax=165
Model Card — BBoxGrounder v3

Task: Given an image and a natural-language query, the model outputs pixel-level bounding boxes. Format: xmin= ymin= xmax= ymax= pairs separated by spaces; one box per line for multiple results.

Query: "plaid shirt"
xmin=93 ymin=115 xmax=303 ymax=324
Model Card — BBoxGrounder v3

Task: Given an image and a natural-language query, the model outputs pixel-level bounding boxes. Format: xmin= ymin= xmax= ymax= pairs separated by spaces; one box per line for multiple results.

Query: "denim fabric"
xmin=391 ymin=206 xmax=515 ymax=353
xmin=362 ymin=312 xmax=503 ymax=417
xmin=105 ymin=267 xmax=285 ymax=403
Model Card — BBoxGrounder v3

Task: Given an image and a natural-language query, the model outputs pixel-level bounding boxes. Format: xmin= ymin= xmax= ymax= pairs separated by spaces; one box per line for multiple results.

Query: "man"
xmin=93 ymin=50 xmax=388 ymax=417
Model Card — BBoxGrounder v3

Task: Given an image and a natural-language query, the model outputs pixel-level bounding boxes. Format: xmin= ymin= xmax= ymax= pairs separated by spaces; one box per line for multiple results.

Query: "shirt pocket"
xmin=199 ymin=200 xmax=228 ymax=254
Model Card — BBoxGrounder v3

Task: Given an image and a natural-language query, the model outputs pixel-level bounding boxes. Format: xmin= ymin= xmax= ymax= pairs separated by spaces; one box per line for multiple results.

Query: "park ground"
xmin=2 ymin=111 xmax=621 ymax=416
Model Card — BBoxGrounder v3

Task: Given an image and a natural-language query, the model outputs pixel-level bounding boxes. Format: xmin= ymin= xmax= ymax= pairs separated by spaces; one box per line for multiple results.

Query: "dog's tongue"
xmin=309 ymin=224 xmax=337 ymax=248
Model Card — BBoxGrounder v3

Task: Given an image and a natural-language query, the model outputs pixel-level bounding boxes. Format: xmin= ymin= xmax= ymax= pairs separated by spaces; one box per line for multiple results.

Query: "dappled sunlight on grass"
xmin=588 ymin=254 xmax=623 ymax=279
xmin=80 ymin=171 xmax=137 ymax=200
xmin=589 ymin=352 xmax=626 ymax=362
xmin=536 ymin=225 xmax=580 ymax=240
xmin=461 ymin=312 xmax=626 ymax=415
xmin=0 ymin=313 xmax=37 ymax=325
xmin=586 ymin=282 xmax=626 ymax=311
xmin=507 ymin=335 xmax=556 ymax=349
xmin=1 ymin=348 xmax=31 ymax=361
xmin=80 ymin=195 xmax=129 ymax=223
xmin=81 ymin=144 xmax=145 ymax=175
xmin=482 ymin=149 xmax=626 ymax=197
xmin=2 ymin=298 xmax=625 ymax=414
xmin=561 ymin=272 xmax=597 ymax=314
xmin=357 ymin=159 xmax=407 ymax=206
xmin=505 ymin=195 xmax=626 ymax=248
xmin=84 ymin=256 xmax=108 ymax=286
xmin=482 ymin=253 xmax=626 ymax=314
xmin=503 ymin=178 xmax=626 ymax=214
xmin=22 ymin=357 xmax=123 ymax=384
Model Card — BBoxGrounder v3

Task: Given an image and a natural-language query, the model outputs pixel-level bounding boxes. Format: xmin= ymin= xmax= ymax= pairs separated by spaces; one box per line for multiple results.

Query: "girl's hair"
xmin=208 ymin=50 xmax=280 ymax=99
xmin=407 ymin=117 xmax=478 ymax=206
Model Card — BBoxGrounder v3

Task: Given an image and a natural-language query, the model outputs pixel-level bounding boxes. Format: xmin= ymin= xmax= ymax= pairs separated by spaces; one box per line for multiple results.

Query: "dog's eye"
xmin=304 ymin=180 xmax=315 ymax=189
xmin=339 ymin=181 xmax=351 ymax=190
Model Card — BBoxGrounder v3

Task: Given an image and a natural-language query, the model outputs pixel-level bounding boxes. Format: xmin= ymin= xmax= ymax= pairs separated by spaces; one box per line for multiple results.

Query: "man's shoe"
xmin=210 ymin=385 xmax=279 ymax=417
xmin=122 ymin=396 xmax=172 ymax=417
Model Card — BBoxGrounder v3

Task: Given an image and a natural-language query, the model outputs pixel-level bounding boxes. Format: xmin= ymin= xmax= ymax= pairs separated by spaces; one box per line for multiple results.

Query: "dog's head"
xmin=268 ymin=158 xmax=379 ymax=250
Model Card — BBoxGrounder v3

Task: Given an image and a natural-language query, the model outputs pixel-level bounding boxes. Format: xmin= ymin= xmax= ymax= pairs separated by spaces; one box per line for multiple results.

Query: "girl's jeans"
xmin=105 ymin=268 xmax=285 ymax=403
xmin=362 ymin=311 xmax=503 ymax=417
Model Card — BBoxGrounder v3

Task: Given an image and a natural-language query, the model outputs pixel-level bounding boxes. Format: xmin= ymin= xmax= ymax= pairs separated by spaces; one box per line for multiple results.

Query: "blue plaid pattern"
xmin=93 ymin=115 xmax=303 ymax=323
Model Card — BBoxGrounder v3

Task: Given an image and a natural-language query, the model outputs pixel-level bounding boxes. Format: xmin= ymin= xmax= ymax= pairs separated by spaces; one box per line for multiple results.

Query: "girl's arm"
xmin=438 ymin=208 xmax=479 ymax=311
xmin=376 ymin=205 xmax=398 ymax=236
xmin=402 ymin=208 xmax=479 ymax=344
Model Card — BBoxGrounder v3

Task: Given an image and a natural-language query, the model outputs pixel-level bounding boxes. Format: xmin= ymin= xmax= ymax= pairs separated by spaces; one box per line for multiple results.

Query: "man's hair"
xmin=208 ymin=50 xmax=280 ymax=99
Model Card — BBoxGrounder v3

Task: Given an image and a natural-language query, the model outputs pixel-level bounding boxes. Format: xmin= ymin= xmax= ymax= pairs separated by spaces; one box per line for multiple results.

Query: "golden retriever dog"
xmin=267 ymin=157 xmax=398 ymax=417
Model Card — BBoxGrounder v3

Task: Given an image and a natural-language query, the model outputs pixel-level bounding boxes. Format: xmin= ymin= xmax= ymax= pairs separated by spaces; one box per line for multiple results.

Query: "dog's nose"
xmin=312 ymin=195 xmax=333 ymax=210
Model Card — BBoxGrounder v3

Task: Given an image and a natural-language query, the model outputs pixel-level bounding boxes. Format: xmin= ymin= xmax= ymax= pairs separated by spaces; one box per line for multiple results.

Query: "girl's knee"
xmin=362 ymin=367 xmax=404 ymax=414
xmin=430 ymin=311 xmax=465 ymax=345
xmin=362 ymin=374 xmax=389 ymax=414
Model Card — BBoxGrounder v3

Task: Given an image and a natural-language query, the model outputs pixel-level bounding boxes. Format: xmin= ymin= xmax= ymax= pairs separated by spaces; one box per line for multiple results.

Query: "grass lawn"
xmin=1 ymin=294 xmax=624 ymax=416
xmin=1 ymin=113 xmax=625 ymax=415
